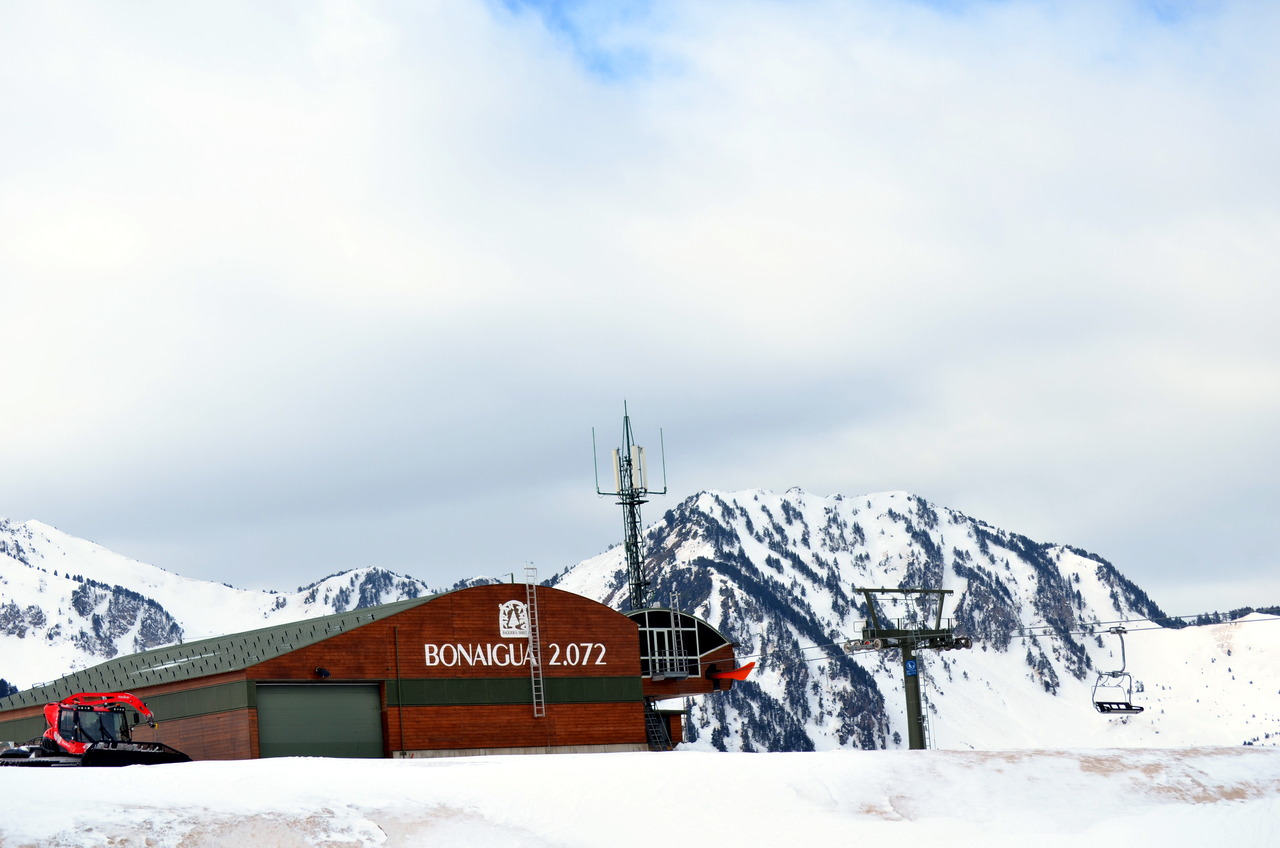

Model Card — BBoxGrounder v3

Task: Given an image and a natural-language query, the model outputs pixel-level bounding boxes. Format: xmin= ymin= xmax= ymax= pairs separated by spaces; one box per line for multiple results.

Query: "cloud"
xmin=0 ymin=0 xmax=1277 ymax=612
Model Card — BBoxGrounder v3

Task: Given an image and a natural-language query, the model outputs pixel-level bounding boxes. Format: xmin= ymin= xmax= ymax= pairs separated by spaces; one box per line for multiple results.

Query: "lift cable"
xmin=1003 ymin=612 xmax=1280 ymax=643
xmin=717 ymin=608 xmax=1280 ymax=666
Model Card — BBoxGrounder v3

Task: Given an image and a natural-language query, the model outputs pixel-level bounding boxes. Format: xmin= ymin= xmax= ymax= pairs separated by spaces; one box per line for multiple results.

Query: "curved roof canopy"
xmin=626 ymin=608 xmax=730 ymax=680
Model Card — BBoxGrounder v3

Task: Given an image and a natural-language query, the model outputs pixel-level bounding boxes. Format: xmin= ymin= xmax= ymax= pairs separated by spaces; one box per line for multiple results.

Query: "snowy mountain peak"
xmin=552 ymin=489 xmax=1279 ymax=751
xmin=0 ymin=518 xmax=438 ymax=690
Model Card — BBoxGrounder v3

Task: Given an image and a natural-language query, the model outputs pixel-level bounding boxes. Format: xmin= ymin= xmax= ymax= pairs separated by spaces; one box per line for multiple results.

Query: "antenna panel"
xmin=639 ymin=447 xmax=648 ymax=491
xmin=631 ymin=445 xmax=644 ymax=490
xmin=612 ymin=449 xmax=622 ymax=493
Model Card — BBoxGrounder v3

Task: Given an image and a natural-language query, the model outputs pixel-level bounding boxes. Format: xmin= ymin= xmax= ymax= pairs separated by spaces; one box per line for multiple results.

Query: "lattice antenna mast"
xmin=593 ymin=403 xmax=667 ymax=611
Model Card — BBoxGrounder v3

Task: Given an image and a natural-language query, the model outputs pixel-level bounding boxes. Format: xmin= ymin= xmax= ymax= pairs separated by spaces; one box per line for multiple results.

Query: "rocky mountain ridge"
xmin=551 ymin=489 xmax=1280 ymax=750
xmin=3 ymin=494 xmax=1278 ymax=751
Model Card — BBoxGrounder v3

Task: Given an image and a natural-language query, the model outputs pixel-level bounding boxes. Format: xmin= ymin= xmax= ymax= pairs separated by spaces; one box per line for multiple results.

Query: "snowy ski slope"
xmin=0 ymin=747 xmax=1276 ymax=847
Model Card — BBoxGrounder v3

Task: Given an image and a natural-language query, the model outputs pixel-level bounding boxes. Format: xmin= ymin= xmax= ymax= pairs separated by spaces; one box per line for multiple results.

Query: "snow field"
xmin=910 ymin=614 xmax=1280 ymax=750
xmin=0 ymin=748 xmax=1277 ymax=847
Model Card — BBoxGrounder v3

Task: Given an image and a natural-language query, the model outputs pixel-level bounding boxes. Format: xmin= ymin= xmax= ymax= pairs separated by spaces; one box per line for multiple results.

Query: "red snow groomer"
xmin=0 ymin=692 xmax=191 ymax=767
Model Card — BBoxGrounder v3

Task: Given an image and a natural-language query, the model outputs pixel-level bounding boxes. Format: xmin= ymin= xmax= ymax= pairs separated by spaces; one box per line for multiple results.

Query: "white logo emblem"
xmin=499 ymin=600 xmax=529 ymax=638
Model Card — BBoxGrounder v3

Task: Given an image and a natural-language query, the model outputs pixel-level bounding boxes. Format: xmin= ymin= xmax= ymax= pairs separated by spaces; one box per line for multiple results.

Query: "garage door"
xmin=256 ymin=685 xmax=384 ymax=759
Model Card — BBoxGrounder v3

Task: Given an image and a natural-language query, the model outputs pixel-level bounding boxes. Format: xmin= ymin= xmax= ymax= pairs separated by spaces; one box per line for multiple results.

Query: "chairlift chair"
xmin=1092 ymin=626 xmax=1144 ymax=714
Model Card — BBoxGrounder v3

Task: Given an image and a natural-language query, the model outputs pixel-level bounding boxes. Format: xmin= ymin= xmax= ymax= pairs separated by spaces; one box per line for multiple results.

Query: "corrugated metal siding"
xmin=386 ymin=676 xmax=642 ymax=707
xmin=256 ymin=684 xmax=383 ymax=758
xmin=547 ymin=676 xmax=644 ymax=703
xmin=0 ymin=714 xmax=46 ymax=745
xmin=142 ymin=680 xmax=257 ymax=723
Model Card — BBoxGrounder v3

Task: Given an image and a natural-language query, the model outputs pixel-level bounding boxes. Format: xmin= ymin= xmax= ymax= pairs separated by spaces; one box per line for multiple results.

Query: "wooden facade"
xmin=132 ymin=708 xmax=258 ymax=760
xmin=0 ymin=585 xmax=740 ymax=760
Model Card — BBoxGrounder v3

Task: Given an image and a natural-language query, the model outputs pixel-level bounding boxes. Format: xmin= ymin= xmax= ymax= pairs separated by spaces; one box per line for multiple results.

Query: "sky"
xmin=1 ymin=0 xmax=1278 ymax=613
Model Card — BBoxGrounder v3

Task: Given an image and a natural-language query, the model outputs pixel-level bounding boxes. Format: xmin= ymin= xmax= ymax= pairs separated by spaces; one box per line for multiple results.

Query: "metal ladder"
xmin=670 ymin=626 xmax=687 ymax=677
xmin=919 ymin=664 xmax=934 ymax=750
xmin=525 ymin=566 xmax=545 ymax=718
xmin=644 ymin=701 xmax=672 ymax=751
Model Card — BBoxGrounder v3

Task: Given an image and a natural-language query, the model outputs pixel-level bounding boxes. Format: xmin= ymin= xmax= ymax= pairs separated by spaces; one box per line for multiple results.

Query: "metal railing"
xmin=866 ymin=616 xmax=954 ymax=633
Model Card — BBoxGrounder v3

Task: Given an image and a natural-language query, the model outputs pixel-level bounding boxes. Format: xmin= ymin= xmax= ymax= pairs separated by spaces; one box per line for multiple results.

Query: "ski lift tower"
xmin=847 ymin=587 xmax=972 ymax=750
xmin=593 ymin=404 xmax=667 ymax=611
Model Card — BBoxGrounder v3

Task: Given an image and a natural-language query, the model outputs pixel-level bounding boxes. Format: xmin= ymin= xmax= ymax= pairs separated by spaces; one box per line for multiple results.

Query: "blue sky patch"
xmin=499 ymin=0 xmax=657 ymax=81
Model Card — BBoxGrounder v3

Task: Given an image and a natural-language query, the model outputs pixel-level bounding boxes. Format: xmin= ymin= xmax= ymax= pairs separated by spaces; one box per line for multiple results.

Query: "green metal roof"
xmin=0 ymin=594 xmax=438 ymax=713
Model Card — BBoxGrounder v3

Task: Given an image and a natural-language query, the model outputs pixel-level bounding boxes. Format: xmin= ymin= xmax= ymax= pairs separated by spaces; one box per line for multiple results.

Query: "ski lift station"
xmin=0 ymin=583 xmax=740 ymax=760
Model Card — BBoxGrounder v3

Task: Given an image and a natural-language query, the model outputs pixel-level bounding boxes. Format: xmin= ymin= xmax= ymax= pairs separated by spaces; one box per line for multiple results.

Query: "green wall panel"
xmin=385 ymin=676 xmax=642 ymax=706
xmin=0 ymin=714 xmax=46 ymax=745
xmin=256 ymin=684 xmax=383 ymax=759
xmin=143 ymin=680 xmax=255 ymax=723
xmin=546 ymin=676 xmax=643 ymax=703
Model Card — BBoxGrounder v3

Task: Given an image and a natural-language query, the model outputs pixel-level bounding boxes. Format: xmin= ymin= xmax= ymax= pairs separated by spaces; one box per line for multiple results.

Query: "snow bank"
xmin=1 ymin=747 xmax=1277 ymax=847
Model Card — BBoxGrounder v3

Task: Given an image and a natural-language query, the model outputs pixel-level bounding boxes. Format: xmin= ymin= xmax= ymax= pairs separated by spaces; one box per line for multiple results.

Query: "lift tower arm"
xmin=855 ymin=587 xmax=963 ymax=751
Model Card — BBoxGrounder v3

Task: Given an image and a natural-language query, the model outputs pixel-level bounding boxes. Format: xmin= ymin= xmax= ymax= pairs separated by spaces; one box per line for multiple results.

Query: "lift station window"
xmin=628 ymin=609 xmax=729 ymax=679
